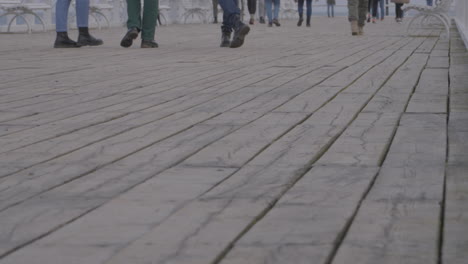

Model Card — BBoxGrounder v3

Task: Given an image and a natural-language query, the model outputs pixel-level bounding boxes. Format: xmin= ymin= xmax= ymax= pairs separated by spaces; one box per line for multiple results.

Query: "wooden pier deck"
xmin=0 ymin=17 xmax=467 ymax=264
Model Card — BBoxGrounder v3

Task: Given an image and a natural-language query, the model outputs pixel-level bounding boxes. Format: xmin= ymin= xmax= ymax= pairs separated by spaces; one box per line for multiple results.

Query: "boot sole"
xmin=78 ymin=40 xmax=104 ymax=46
xmin=220 ymin=42 xmax=231 ymax=48
xmin=120 ymin=31 xmax=138 ymax=48
xmin=230 ymin=26 xmax=250 ymax=49
xmin=54 ymin=44 xmax=81 ymax=48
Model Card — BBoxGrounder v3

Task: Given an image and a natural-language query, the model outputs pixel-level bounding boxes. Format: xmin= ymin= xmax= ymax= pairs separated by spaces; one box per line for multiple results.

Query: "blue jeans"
xmin=426 ymin=0 xmax=433 ymax=6
xmin=378 ymin=0 xmax=384 ymax=18
xmin=327 ymin=4 xmax=334 ymax=17
xmin=219 ymin=0 xmax=240 ymax=31
xmin=56 ymin=0 xmax=89 ymax=32
xmin=265 ymin=0 xmax=280 ymax=22
xmin=298 ymin=0 xmax=312 ymax=18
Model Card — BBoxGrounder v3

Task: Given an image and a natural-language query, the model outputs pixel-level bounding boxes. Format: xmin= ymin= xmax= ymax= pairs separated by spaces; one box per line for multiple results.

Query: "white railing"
xmin=454 ymin=0 xmax=468 ymax=48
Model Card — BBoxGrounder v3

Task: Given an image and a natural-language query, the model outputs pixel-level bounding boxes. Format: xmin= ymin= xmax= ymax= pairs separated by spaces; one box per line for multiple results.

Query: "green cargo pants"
xmin=126 ymin=0 xmax=159 ymax=41
xmin=348 ymin=0 xmax=368 ymax=27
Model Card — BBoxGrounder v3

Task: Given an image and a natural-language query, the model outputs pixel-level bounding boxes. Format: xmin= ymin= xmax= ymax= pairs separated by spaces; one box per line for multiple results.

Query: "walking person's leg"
xmin=426 ymin=0 xmax=433 ymax=6
xmin=306 ymin=0 xmax=312 ymax=26
xmin=220 ymin=5 xmax=232 ymax=47
xmin=140 ymin=0 xmax=159 ymax=48
xmin=55 ymin=0 xmax=81 ymax=48
xmin=358 ymin=0 xmax=368 ymax=34
xmin=348 ymin=0 xmax=359 ymax=35
xmin=76 ymin=0 xmax=103 ymax=46
xmin=258 ymin=0 xmax=266 ymax=23
xmin=121 ymin=0 xmax=142 ymax=47
xmin=219 ymin=0 xmax=250 ymax=48
xmin=272 ymin=0 xmax=280 ymax=26
xmin=213 ymin=0 xmax=219 ymax=23
xmin=297 ymin=0 xmax=304 ymax=26
xmin=367 ymin=0 xmax=371 ymax=22
xmin=371 ymin=0 xmax=378 ymax=22
xmin=379 ymin=0 xmax=384 ymax=20
xmin=265 ymin=0 xmax=273 ymax=25
xmin=247 ymin=0 xmax=257 ymax=24
xmin=327 ymin=4 xmax=330 ymax=17
xmin=332 ymin=4 xmax=334 ymax=17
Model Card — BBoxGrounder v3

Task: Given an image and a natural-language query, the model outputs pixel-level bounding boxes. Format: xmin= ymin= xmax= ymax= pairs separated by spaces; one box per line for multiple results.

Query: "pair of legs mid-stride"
xmin=120 ymin=0 xmax=159 ymax=48
xmin=296 ymin=0 xmax=312 ymax=27
xmin=348 ymin=0 xmax=368 ymax=35
xmin=54 ymin=0 xmax=103 ymax=48
xmin=219 ymin=0 xmax=250 ymax=48
xmin=265 ymin=0 xmax=281 ymax=27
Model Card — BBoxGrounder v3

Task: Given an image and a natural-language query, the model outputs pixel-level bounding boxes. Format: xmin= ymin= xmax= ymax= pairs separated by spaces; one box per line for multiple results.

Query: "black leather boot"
xmin=141 ymin=40 xmax=159 ymax=48
xmin=77 ymin=27 xmax=103 ymax=46
xmin=306 ymin=16 xmax=311 ymax=27
xmin=220 ymin=26 xmax=231 ymax=48
xmin=54 ymin=32 xmax=81 ymax=48
xmin=297 ymin=14 xmax=303 ymax=27
xmin=230 ymin=15 xmax=250 ymax=49
xmin=120 ymin=27 xmax=139 ymax=48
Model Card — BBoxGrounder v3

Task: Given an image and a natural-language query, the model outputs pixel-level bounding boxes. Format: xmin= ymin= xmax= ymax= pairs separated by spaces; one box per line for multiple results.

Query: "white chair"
xmin=281 ymin=0 xmax=297 ymax=19
xmin=158 ymin=0 xmax=170 ymax=25
xmin=89 ymin=0 xmax=112 ymax=29
xmin=0 ymin=0 xmax=51 ymax=33
xmin=181 ymin=0 xmax=209 ymax=24
xmin=403 ymin=0 xmax=453 ymax=38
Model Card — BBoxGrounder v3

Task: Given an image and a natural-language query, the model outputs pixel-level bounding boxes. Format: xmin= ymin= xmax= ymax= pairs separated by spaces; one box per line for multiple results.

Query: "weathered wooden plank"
xmin=443 ymin=166 xmax=468 ymax=264
xmin=0 ymin=112 xmax=218 ymax=211
xmin=317 ymin=113 xmax=399 ymax=166
xmin=0 ymin=125 xmax=238 ymax=258
xmin=414 ymin=68 xmax=449 ymax=95
xmin=333 ymin=113 xmax=446 ymax=264
xmin=406 ymin=93 xmax=447 ymax=113
xmin=182 ymin=113 xmax=307 ymax=168
xmin=221 ymin=166 xmax=379 ymax=264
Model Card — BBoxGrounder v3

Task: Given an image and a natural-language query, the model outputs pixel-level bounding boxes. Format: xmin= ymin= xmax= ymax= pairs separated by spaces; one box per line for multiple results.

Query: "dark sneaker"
xmin=297 ymin=17 xmax=303 ymax=27
xmin=249 ymin=18 xmax=254 ymax=25
xmin=220 ymin=32 xmax=231 ymax=47
xmin=268 ymin=22 xmax=273 ymax=27
xmin=230 ymin=23 xmax=250 ymax=48
xmin=259 ymin=16 xmax=265 ymax=24
xmin=120 ymin=28 xmax=139 ymax=48
xmin=78 ymin=34 xmax=103 ymax=46
xmin=273 ymin=19 xmax=281 ymax=27
xmin=54 ymin=32 xmax=81 ymax=48
xmin=141 ymin=40 xmax=159 ymax=48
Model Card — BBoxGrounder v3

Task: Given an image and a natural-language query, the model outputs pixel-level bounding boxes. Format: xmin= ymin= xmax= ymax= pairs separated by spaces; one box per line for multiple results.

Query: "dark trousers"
xmin=213 ymin=0 xmax=219 ymax=20
xmin=248 ymin=0 xmax=257 ymax=14
xmin=395 ymin=3 xmax=403 ymax=19
xmin=372 ymin=0 xmax=378 ymax=17
xmin=298 ymin=0 xmax=312 ymax=18
xmin=219 ymin=0 xmax=241 ymax=31
xmin=126 ymin=0 xmax=158 ymax=41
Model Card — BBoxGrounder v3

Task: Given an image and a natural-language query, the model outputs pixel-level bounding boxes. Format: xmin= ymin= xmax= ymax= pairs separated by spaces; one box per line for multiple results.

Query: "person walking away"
xmin=219 ymin=0 xmax=250 ymax=48
xmin=247 ymin=0 xmax=257 ymax=24
xmin=265 ymin=0 xmax=281 ymax=27
xmin=295 ymin=0 xmax=312 ymax=27
xmin=391 ymin=0 xmax=408 ymax=23
xmin=327 ymin=0 xmax=335 ymax=18
xmin=348 ymin=0 xmax=368 ymax=35
xmin=258 ymin=0 xmax=266 ymax=23
xmin=213 ymin=0 xmax=219 ymax=23
xmin=120 ymin=0 xmax=159 ymax=48
xmin=54 ymin=0 xmax=103 ymax=48
xmin=377 ymin=0 xmax=385 ymax=20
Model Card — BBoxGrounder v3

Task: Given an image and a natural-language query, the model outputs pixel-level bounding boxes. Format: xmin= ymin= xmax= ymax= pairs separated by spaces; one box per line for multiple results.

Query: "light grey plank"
xmin=317 ymin=113 xmax=400 ymax=166
xmin=443 ymin=166 xmax=468 ymax=264
xmin=222 ymin=166 xmax=379 ymax=264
